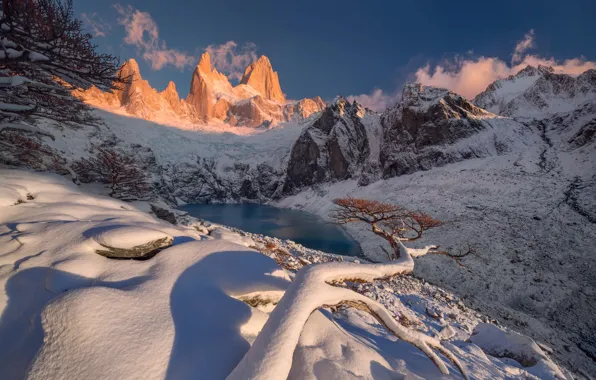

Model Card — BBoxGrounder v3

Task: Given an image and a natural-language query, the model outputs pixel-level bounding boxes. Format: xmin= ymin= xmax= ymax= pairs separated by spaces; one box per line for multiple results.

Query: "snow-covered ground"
xmin=0 ymin=169 xmax=569 ymax=379
xmin=45 ymin=105 xmax=308 ymax=165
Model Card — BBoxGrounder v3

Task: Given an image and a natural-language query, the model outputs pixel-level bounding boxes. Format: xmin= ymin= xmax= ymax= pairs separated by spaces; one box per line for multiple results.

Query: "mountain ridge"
xmin=80 ymin=53 xmax=323 ymax=127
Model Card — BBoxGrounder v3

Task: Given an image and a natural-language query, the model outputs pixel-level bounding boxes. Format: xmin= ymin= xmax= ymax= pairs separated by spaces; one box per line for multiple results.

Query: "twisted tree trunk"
xmin=227 ymin=240 xmax=468 ymax=380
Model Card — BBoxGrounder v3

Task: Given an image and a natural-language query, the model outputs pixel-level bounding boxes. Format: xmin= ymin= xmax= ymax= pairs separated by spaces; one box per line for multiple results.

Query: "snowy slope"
xmin=0 ymin=169 xmax=568 ymax=380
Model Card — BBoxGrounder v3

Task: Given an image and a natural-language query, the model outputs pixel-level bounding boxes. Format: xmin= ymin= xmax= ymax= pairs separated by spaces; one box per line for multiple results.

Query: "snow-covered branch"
xmin=227 ymin=241 xmax=468 ymax=380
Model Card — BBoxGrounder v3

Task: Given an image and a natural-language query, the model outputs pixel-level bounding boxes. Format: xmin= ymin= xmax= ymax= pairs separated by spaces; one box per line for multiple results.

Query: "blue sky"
xmin=76 ymin=0 xmax=596 ymax=108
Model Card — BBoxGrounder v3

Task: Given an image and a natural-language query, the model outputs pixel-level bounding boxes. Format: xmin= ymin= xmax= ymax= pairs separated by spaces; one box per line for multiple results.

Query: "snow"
xmin=210 ymin=227 xmax=255 ymax=247
xmin=28 ymin=51 xmax=49 ymax=61
xmin=0 ymin=168 xmax=568 ymax=380
xmin=470 ymin=323 xmax=565 ymax=379
xmin=92 ymin=225 xmax=173 ymax=249
xmin=480 ymin=75 xmax=541 ymax=114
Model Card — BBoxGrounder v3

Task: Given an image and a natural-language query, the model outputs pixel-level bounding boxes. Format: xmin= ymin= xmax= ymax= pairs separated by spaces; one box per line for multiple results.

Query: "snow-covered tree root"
xmin=227 ymin=241 xmax=469 ymax=380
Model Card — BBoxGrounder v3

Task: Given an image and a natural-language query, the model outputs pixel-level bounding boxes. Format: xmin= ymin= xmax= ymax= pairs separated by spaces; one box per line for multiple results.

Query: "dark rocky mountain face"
xmin=379 ymin=84 xmax=511 ymax=178
xmin=283 ymin=98 xmax=372 ymax=194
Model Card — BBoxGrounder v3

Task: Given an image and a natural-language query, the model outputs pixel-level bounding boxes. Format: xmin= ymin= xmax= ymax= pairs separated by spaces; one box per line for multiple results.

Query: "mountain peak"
xmin=198 ymin=52 xmax=212 ymax=73
xmin=240 ymin=55 xmax=285 ymax=103
xmin=514 ymin=64 xmax=554 ymax=79
xmin=162 ymin=81 xmax=179 ymax=97
xmin=118 ymin=59 xmax=142 ymax=81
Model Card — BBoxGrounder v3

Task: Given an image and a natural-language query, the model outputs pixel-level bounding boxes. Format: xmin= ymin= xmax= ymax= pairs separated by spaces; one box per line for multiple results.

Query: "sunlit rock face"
xmin=240 ymin=55 xmax=286 ymax=103
xmin=78 ymin=58 xmax=197 ymax=122
xmin=284 ymin=97 xmax=326 ymax=120
xmin=80 ymin=53 xmax=324 ymax=127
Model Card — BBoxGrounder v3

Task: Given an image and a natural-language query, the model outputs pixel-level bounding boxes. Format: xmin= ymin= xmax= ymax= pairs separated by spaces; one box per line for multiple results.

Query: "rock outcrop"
xmin=186 ymin=52 xmax=232 ymax=121
xmin=240 ymin=56 xmax=285 ymax=103
xmin=284 ymin=97 xmax=326 ymax=120
xmin=283 ymin=98 xmax=374 ymax=193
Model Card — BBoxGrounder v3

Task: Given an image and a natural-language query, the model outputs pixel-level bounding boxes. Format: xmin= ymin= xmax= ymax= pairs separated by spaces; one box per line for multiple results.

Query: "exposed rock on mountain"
xmin=379 ymin=83 xmax=535 ymax=178
xmin=186 ymin=52 xmax=236 ymax=120
xmin=78 ymin=59 xmax=197 ymax=122
xmin=228 ymin=95 xmax=285 ymax=128
xmin=474 ymin=65 xmax=596 ymax=118
xmin=80 ymin=54 xmax=323 ymax=127
xmin=240 ymin=56 xmax=285 ymax=103
xmin=283 ymin=98 xmax=375 ymax=193
xmin=284 ymin=97 xmax=326 ymax=120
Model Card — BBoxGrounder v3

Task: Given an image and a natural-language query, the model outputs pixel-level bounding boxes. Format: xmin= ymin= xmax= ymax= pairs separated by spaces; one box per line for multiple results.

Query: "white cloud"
xmin=414 ymin=30 xmax=596 ymax=99
xmin=205 ymin=41 xmax=258 ymax=81
xmin=81 ymin=12 xmax=110 ymax=38
xmin=347 ymin=89 xmax=401 ymax=112
xmin=113 ymin=4 xmax=195 ymax=71
xmin=512 ymin=29 xmax=535 ymax=64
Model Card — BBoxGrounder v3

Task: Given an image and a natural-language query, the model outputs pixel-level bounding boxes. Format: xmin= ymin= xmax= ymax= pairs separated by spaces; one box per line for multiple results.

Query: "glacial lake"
xmin=179 ymin=203 xmax=362 ymax=257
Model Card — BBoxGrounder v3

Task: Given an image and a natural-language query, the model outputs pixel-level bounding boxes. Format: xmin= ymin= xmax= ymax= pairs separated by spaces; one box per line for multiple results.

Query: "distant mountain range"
xmin=79 ymin=53 xmax=325 ymax=128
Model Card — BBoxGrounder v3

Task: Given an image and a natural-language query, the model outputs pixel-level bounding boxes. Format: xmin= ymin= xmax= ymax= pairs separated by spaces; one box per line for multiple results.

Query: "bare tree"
xmin=0 ymin=0 xmax=126 ymax=126
xmin=74 ymin=147 xmax=150 ymax=200
xmin=330 ymin=198 xmax=441 ymax=259
xmin=330 ymin=197 xmax=478 ymax=264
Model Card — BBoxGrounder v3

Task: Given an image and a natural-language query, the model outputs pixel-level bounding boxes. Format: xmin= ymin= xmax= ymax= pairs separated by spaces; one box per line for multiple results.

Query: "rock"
xmin=240 ymin=56 xmax=285 ymax=102
xmin=474 ymin=65 xmax=596 ymax=118
xmin=228 ymin=95 xmax=284 ymax=127
xmin=187 ymin=52 xmax=217 ymax=120
xmin=283 ymin=98 xmax=372 ymax=193
xmin=150 ymin=204 xmax=177 ymax=224
xmin=92 ymin=226 xmax=174 ymax=260
xmin=80 ymin=54 xmax=327 ymax=128
xmin=213 ymin=98 xmax=231 ymax=120
xmin=95 ymin=236 xmax=173 ymax=260
xmin=284 ymin=97 xmax=326 ymax=120
xmin=79 ymin=58 xmax=197 ymax=122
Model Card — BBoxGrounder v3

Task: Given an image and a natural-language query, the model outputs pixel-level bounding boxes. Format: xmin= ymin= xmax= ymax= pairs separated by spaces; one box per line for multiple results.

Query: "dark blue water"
xmin=179 ymin=203 xmax=362 ymax=256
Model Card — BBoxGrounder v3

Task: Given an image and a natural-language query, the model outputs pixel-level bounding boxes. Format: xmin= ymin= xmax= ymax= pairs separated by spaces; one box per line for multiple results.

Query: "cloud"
xmin=205 ymin=41 xmax=258 ymax=81
xmin=113 ymin=4 xmax=195 ymax=70
xmin=512 ymin=29 xmax=535 ymax=64
xmin=414 ymin=30 xmax=596 ymax=99
xmin=81 ymin=12 xmax=110 ymax=38
xmin=347 ymin=89 xmax=401 ymax=112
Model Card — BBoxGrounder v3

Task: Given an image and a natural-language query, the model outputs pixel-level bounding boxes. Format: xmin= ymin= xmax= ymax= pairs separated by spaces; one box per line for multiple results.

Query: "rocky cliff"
xmin=379 ymin=83 xmax=534 ymax=178
xmin=240 ymin=56 xmax=285 ymax=103
xmin=283 ymin=98 xmax=374 ymax=193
